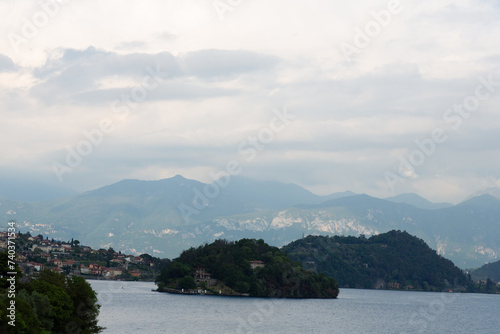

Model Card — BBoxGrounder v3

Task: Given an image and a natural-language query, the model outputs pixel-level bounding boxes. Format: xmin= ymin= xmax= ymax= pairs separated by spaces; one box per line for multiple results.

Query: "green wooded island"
xmin=155 ymin=238 xmax=340 ymax=298
xmin=283 ymin=230 xmax=478 ymax=292
xmin=154 ymin=231 xmax=500 ymax=298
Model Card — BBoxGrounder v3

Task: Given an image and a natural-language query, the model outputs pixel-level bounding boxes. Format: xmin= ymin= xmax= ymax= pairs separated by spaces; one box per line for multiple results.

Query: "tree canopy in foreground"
xmin=0 ymin=251 xmax=104 ymax=334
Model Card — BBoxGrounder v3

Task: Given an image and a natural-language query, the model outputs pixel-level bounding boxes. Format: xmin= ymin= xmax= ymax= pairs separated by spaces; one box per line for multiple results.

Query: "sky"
xmin=1 ymin=0 xmax=500 ymax=204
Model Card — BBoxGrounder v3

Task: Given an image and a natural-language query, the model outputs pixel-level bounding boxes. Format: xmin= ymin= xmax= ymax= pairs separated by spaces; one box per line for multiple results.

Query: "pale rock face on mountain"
xmin=464 ymin=186 xmax=500 ymax=201
xmin=1 ymin=176 xmax=499 ymax=268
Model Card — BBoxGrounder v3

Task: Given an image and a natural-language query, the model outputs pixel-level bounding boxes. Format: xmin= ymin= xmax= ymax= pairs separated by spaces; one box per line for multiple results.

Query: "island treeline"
xmin=156 ymin=238 xmax=339 ymax=298
xmin=282 ymin=230 xmax=473 ymax=292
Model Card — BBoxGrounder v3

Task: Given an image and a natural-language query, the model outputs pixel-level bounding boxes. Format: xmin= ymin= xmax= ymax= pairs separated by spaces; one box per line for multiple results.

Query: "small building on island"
xmin=194 ymin=268 xmax=216 ymax=286
xmin=249 ymin=260 xmax=265 ymax=270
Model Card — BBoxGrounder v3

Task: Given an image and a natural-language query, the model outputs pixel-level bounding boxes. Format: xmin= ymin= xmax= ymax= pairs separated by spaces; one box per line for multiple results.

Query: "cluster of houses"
xmin=0 ymin=231 xmax=151 ymax=280
xmin=79 ymin=262 xmax=142 ymax=278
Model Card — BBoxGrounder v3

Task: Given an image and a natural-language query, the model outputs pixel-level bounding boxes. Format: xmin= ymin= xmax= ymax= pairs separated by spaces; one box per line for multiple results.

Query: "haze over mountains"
xmin=0 ymin=177 xmax=76 ymax=202
xmin=1 ymin=175 xmax=499 ymax=268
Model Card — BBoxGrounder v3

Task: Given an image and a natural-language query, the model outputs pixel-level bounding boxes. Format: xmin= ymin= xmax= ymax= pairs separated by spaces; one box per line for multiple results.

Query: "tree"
xmin=0 ymin=295 xmax=45 ymax=334
xmin=17 ymin=289 xmax=53 ymax=332
xmin=140 ymin=253 xmax=153 ymax=262
xmin=66 ymin=276 xmax=104 ymax=333
xmin=486 ymin=278 xmax=496 ymax=293
xmin=158 ymin=262 xmax=192 ymax=282
xmin=178 ymin=275 xmax=197 ymax=290
xmin=235 ymin=281 xmax=250 ymax=293
xmin=31 ymin=280 xmax=73 ymax=332
xmin=14 ymin=270 xmax=105 ymax=334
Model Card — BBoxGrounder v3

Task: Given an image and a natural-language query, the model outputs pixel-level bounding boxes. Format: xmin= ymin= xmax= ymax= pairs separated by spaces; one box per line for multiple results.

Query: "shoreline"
xmin=157 ymin=287 xmax=251 ymax=297
xmin=156 ymin=287 xmax=339 ymax=299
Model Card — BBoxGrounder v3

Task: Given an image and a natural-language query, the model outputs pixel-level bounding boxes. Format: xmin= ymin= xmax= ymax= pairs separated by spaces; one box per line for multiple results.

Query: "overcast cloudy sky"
xmin=1 ymin=0 xmax=500 ymax=203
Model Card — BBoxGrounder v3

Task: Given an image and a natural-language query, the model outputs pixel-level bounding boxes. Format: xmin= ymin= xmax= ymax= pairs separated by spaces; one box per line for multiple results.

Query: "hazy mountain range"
xmin=1 ymin=175 xmax=499 ymax=268
xmin=470 ymin=259 xmax=500 ymax=282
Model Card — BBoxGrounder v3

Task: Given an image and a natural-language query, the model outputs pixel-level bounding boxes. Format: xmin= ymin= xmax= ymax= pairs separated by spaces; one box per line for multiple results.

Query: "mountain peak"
xmin=385 ymin=193 xmax=453 ymax=210
xmin=458 ymin=193 xmax=500 ymax=208
xmin=464 ymin=187 xmax=500 ymax=202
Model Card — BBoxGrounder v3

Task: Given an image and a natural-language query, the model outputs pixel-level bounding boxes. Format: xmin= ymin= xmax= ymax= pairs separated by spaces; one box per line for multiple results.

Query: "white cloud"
xmin=0 ymin=0 xmax=500 ymax=203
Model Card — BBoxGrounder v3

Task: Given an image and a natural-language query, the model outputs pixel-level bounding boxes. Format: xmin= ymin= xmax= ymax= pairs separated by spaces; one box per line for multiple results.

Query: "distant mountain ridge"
xmin=465 ymin=186 xmax=500 ymax=201
xmin=1 ymin=175 xmax=499 ymax=268
xmin=470 ymin=260 xmax=500 ymax=282
xmin=385 ymin=193 xmax=453 ymax=210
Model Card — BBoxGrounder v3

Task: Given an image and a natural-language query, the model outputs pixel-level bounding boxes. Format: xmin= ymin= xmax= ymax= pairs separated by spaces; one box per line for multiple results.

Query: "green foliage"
xmin=31 ymin=279 xmax=74 ymax=331
xmin=282 ymin=230 xmax=472 ymax=291
xmin=4 ymin=296 xmax=45 ymax=334
xmin=0 ymin=260 xmax=104 ymax=334
xmin=66 ymin=276 xmax=103 ymax=334
xmin=485 ymin=278 xmax=496 ymax=293
xmin=156 ymin=261 xmax=192 ymax=285
xmin=17 ymin=289 xmax=53 ymax=331
xmin=178 ymin=275 xmax=197 ymax=290
xmin=157 ymin=238 xmax=338 ymax=298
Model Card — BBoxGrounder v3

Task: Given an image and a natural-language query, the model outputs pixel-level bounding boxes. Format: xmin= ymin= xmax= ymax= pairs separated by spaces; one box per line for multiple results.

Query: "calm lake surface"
xmin=89 ymin=280 xmax=499 ymax=334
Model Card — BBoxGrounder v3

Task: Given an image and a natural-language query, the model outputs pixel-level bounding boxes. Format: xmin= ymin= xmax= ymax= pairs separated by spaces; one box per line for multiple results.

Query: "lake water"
xmin=89 ymin=280 xmax=499 ymax=334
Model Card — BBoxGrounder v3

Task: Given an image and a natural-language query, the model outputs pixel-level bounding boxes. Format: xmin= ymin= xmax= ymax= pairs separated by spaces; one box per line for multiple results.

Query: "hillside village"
xmin=0 ymin=230 xmax=169 ymax=281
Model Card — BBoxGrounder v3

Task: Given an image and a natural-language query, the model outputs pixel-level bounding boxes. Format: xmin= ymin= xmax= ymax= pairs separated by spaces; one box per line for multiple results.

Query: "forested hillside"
xmin=470 ymin=260 xmax=500 ymax=282
xmin=283 ymin=230 xmax=471 ymax=291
